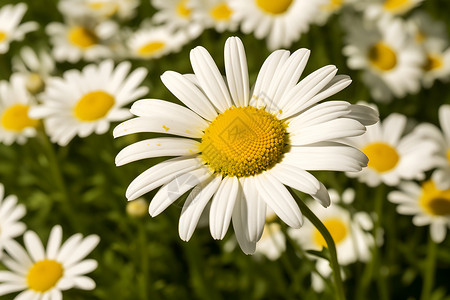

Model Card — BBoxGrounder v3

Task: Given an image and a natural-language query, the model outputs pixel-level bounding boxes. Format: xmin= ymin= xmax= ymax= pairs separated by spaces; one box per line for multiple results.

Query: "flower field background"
xmin=0 ymin=0 xmax=450 ymax=299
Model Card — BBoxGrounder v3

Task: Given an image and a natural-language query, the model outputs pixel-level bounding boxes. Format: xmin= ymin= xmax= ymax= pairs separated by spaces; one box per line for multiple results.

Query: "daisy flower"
xmin=345 ymin=110 xmax=437 ymax=187
xmin=151 ymin=0 xmax=204 ymax=39
xmin=114 ymin=36 xmax=378 ymax=254
xmin=342 ymin=14 xmax=424 ymax=102
xmin=192 ymin=0 xmax=238 ymax=33
xmin=29 ymin=60 xmax=148 ymax=146
xmin=0 ymin=74 xmax=39 ymax=146
xmin=313 ymin=0 xmax=355 ymax=26
xmin=229 ymin=0 xmax=323 ymax=50
xmin=414 ymin=105 xmax=450 ymax=190
xmin=407 ymin=11 xmax=448 ymax=46
xmin=388 ymin=179 xmax=450 ymax=243
xmin=254 ymin=210 xmax=286 ymax=260
xmin=46 ymin=19 xmax=119 ymax=63
xmin=0 ymin=225 xmax=99 ymax=299
xmin=0 ymin=3 xmax=38 ymax=54
xmin=12 ymin=47 xmax=55 ymax=95
xmin=127 ymin=26 xmax=188 ymax=60
xmin=0 ymin=183 xmax=26 ymax=259
xmin=356 ymin=0 xmax=424 ymax=20
xmin=289 ymin=188 xmax=374 ymax=291
xmin=58 ymin=0 xmax=140 ymax=20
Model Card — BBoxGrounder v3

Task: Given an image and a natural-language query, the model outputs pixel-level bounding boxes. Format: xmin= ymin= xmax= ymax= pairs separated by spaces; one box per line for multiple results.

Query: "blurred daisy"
xmin=407 ymin=11 xmax=448 ymax=46
xmin=30 ymin=60 xmax=148 ymax=146
xmin=388 ymin=180 xmax=450 ymax=243
xmin=12 ymin=47 xmax=55 ymax=95
xmin=59 ymin=0 xmax=140 ymax=20
xmin=127 ymin=26 xmax=188 ymax=60
xmin=46 ymin=19 xmax=118 ymax=63
xmin=346 ymin=111 xmax=437 ymax=187
xmin=0 ymin=74 xmax=39 ymax=146
xmin=0 ymin=183 xmax=26 ymax=259
xmin=229 ymin=0 xmax=323 ymax=50
xmin=289 ymin=189 xmax=374 ymax=291
xmin=193 ymin=0 xmax=238 ymax=32
xmin=114 ymin=36 xmax=378 ymax=254
xmin=342 ymin=15 xmax=424 ymax=102
xmin=254 ymin=210 xmax=286 ymax=260
xmin=314 ymin=0 xmax=354 ymax=26
xmin=0 ymin=3 xmax=38 ymax=54
xmin=414 ymin=105 xmax=450 ymax=190
xmin=357 ymin=0 xmax=424 ymax=20
xmin=0 ymin=225 xmax=99 ymax=299
xmin=151 ymin=0 xmax=204 ymax=38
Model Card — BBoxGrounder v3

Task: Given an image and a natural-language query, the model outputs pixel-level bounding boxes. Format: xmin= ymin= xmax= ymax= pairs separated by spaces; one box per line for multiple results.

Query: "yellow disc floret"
xmin=1 ymin=104 xmax=38 ymax=132
xmin=424 ymin=53 xmax=443 ymax=72
xmin=255 ymin=0 xmax=293 ymax=15
xmin=137 ymin=41 xmax=166 ymax=57
xmin=210 ymin=2 xmax=233 ymax=21
xmin=362 ymin=142 xmax=399 ymax=173
xmin=27 ymin=259 xmax=64 ymax=292
xmin=200 ymin=106 xmax=287 ymax=177
xmin=313 ymin=218 xmax=348 ymax=247
xmin=68 ymin=26 xmax=98 ymax=49
xmin=383 ymin=0 xmax=413 ymax=13
xmin=73 ymin=91 xmax=115 ymax=121
xmin=420 ymin=180 xmax=450 ymax=216
xmin=0 ymin=31 xmax=7 ymax=43
xmin=368 ymin=42 xmax=397 ymax=72
xmin=177 ymin=0 xmax=191 ymax=18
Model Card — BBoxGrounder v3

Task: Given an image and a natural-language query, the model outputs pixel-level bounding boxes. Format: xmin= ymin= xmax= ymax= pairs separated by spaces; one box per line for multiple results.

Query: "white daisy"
xmin=414 ymin=105 xmax=450 ymax=190
xmin=58 ymin=0 xmax=140 ymax=20
xmin=46 ymin=19 xmax=119 ymax=63
xmin=356 ymin=0 xmax=424 ymax=20
xmin=0 ymin=3 xmax=38 ymax=54
xmin=12 ymin=47 xmax=55 ymax=95
xmin=193 ymin=0 xmax=238 ymax=33
xmin=29 ymin=60 xmax=148 ymax=146
xmin=127 ymin=25 xmax=188 ymax=60
xmin=0 ymin=225 xmax=99 ymax=299
xmin=254 ymin=210 xmax=286 ymax=260
xmin=407 ymin=11 xmax=448 ymax=46
xmin=0 ymin=74 xmax=39 ymax=146
xmin=114 ymin=36 xmax=378 ymax=254
xmin=345 ymin=110 xmax=437 ymax=187
xmin=313 ymin=0 xmax=355 ymax=26
xmin=288 ymin=189 xmax=374 ymax=291
xmin=0 ymin=184 xmax=26 ymax=259
xmin=151 ymin=0 xmax=204 ymax=39
xmin=388 ymin=179 xmax=450 ymax=243
xmin=342 ymin=14 xmax=424 ymax=102
xmin=229 ymin=0 xmax=323 ymax=50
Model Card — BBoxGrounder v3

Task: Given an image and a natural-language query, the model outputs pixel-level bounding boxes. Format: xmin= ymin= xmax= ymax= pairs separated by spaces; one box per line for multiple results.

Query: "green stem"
xmin=138 ymin=221 xmax=150 ymax=300
xmin=288 ymin=187 xmax=346 ymax=300
xmin=420 ymin=236 xmax=437 ymax=300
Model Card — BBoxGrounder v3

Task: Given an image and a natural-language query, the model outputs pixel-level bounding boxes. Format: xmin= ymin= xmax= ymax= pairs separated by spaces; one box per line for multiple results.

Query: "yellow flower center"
xmin=415 ymin=31 xmax=426 ymax=44
xmin=177 ymin=0 xmax=191 ymax=18
xmin=313 ymin=218 xmax=348 ymax=247
xmin=210 ymin=2 xmax=233 ymax=21
xmin=420 ymin=180 xmax=450 ymax=216
xmin=321 ymin=0 xmax=343 ymax=12
xmin=73 ymin=91 xmax=115 ymax=121
xmin=255 ymin=0 xmax=293 ymax=15
xmin=383 ymin=0 xmax=412 ymax=13
xmin=68 ymin=26 xmax=98 ymax=49
xmin=200 ymin=106 xmax=287 ymax=177
xmin=424 ymin=54 xmax=443 ymax=72
xmin=0 ymin=31 xmax=7 ymax=42
xmin=137 ymin=41 xmax=166 ymax=57
xmin=26 ymin=73 xmax=45 ymax=94
xmin=1 ymin=104 xmax=38 ymax=132
xmin=27 ymin=259 xmax=64 ymax=292
xmin=368 ymin=42 xmax=397 ymax=71
xmin=447 ymin=149 xmax=450 ymax=166
xmin=88 ymin=1 xmax=118 ymax=17
xmin=362 ymin=142 xmax=399 ymax=173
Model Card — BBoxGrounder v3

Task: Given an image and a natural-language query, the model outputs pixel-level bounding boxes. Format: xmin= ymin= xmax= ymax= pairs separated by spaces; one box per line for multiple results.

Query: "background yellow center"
xmin=1 ymin=104 xmax=38 ymax=132
xmin=137 ymin=41 xmax=166 ymax=57
xmin=68 ymin=26 xmax=98 ymax=49
xmin=369 ymin=42 xmax=397 ymax=71
xmin=27 ymin=259 xmax=64 ymax=292
xmin=73 ymin=91 xmax=115 ymax=121
xmin=362 ymin=142 xmax=399 ymax=173
xmin=210 ymin=2 xmax=233 ymax=21
xmin=255 ymin=0 xmax=293 ymax=15
xmin=420 ymin=180 xmax=450 ymax=216
xmin=313 ymin=218 xmax=348 ymax=247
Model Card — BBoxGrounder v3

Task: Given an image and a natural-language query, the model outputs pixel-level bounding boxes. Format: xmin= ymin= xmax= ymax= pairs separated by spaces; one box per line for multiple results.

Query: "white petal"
xmin=0 ymin=283 xmax=26 ymax=296
xmin=430 ymin=222 xmax=446 ymax=243
xmin=240 ymin=176 xmax=266 ymax=242
xmin=224 ymin=37 xmax=249 ymax=107
xmin=382 ymin=113 xmax=406 ymax=146
xmin=347 ymin=104 xmax=379 ymax=126
xmin=73 ymin=276 xmax=96 ymax=290
xmin=24 ymin=231 xmax=45 ymax=262
xmin=310 ymin=182 xmax=331 ymax=207
xmin=46 ymin=225 xmax=62 ymax=259
xmin=269 ymin=163 xmax=320 ymax=194
xmin=65 ymin=259 xmax=98 ymax=276
xmin=232 ymin=192 xmax=257 ymax=255
xmin=56 ymin=234 xmax=83 ymax=262
xmin=3 ymin=240 xmax=32 ymax=268
xmin=63 ymin=235 xmax=99 ymax=267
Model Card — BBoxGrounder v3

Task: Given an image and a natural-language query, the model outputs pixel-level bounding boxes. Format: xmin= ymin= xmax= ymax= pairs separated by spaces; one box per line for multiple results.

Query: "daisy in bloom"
xmin=229 ymin=0 xmax=323 ymax=50
xmin=0 ymin=225 xmax=99 ymax=299
xmin=12 ymin=47 xmax=55 ymax=95
xmin=0 ymin=183 xmax=26 ymax=259
xmin=414 ymin=105 xmax=450 ymax=190
xmin=193 ymin=0 xmax=238 ymax=33
xmin=127 ymin=26 xmax=188 ymax=60
xmin=356 ymin=0 xmax=424 ymax=20
xmin=151 ymin=0 xmax=204 ymax=39
xmin=254 ymin=210 xmax=286 ymax=260
xmin=58 ymin=0 xmax=140 ymax=20
xmin=114 ymin=36 xmax=378 ymax=254
xmin=388 ymin=180 xmax=450 ymax=243
xmin=313 ymin=0 xmax=355 ymax=26
xmin=0 ymin=3 xmax=38 ymax=54
xmin=0 ymin=74 xmax=39 ymax=146
xmin=345 ymin=109 xmax=437 ymax=187
xmin=29 ymin=60 xmax=148 ymax=146
xmin=46 ymin=19 xmax=119 ymax=63
xmin=342 ymin=15 xmax=424 ymax=102
xmin=289 ymin=189 xmax=374 ymax=291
